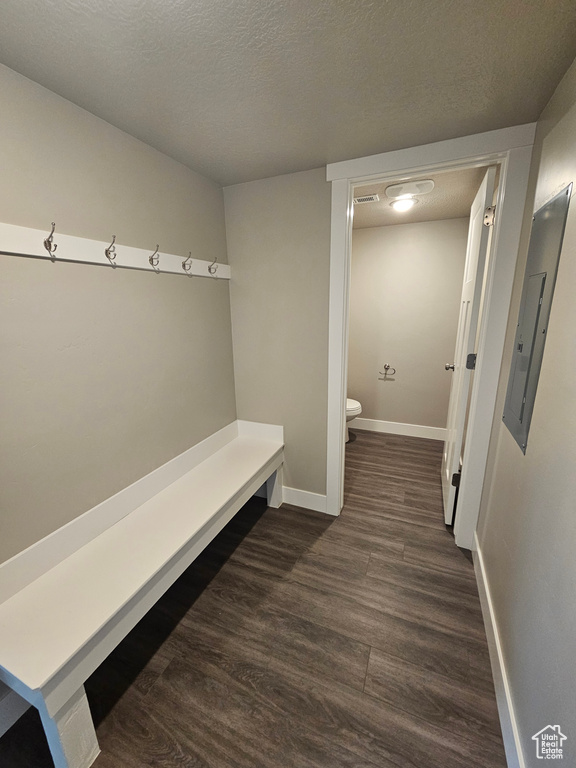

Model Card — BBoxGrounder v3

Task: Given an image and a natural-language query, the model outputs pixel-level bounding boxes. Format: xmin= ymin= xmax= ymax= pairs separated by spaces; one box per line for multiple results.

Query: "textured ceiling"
xmin=353 ymin=167 xmax=490 ymax=229
xmin=0 ymin=1 xmax=575 ymax=185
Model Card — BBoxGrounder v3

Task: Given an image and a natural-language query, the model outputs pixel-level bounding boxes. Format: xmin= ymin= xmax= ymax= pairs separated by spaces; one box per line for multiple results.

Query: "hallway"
xmin=0 ymin=431 xmax=506 ymax=767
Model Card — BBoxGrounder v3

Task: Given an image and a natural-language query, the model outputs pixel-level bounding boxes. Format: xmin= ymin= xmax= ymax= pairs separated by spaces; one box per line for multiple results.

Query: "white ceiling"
xmin=353 ymin=167 xmax=491 ymax=229
xmin=0 ymin=1 xmax=575 ymax=186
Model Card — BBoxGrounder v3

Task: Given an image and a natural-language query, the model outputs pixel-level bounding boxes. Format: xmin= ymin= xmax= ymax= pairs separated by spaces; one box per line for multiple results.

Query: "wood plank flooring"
xmin=0 ymin=430 xmax=506 ymax=767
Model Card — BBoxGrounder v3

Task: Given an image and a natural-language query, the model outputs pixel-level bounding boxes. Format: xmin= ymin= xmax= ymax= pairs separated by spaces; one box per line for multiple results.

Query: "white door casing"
xmin=325 ymin=179 xmax=354 ymax=515
xmin=441 ymin=167 xmax=496 ymax=525
xmin=326 ymin=125 xmax=535 ymax=548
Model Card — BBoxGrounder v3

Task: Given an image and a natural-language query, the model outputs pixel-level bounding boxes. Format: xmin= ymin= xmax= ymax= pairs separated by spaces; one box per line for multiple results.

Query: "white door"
xmin=441 ymin=167 xmax=496 ymax=525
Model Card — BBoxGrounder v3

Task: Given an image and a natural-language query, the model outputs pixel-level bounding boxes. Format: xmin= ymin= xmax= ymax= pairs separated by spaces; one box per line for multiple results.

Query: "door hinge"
xmin=484 ymin=206 xmax=496 ymax=227
xmin=451 ymin=471 xmax=461 ymax=488
xmin=466 ymin=353 xmax=477 ymax=370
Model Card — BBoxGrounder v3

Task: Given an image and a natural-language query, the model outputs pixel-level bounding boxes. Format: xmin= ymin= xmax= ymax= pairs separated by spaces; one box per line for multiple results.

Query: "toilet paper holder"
xmin=379 ymin=363 xmax=396 ymax=377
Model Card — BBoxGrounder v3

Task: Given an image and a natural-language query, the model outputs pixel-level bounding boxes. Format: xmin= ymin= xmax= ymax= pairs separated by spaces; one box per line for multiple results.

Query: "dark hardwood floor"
xmin=0 ymin=430 xmax=506 ymax=767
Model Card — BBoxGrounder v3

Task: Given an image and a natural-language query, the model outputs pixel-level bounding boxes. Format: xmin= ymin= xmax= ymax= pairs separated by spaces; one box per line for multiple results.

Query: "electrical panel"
xmin=503 ymin=184 xmax=572 ymax=453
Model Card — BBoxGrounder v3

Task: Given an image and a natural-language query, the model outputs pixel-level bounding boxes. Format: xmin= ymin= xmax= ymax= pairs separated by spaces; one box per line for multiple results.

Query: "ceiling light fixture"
xmin=390 ymin=197 xmax=417 ymax=212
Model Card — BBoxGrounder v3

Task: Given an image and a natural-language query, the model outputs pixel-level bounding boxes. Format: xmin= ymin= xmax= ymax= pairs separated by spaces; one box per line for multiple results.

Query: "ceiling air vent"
xmin=385 ymin=180 xmax=434 ymax=198
xmin=353 ymin=194 xmax=379 ymax=204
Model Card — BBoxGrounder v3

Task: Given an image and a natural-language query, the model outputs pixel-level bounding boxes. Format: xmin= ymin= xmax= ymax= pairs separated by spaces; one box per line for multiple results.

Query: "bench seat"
xmin=0 ymin=422 xmax=283 ymax=768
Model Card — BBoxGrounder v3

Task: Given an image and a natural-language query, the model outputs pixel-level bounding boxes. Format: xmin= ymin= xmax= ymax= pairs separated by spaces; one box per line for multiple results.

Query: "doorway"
xmin=325 ymin=125 xmax=535 ymax=548
xmin=346 ymin=167 xmax=487 ymax=447
xmin=345 ymin=165 xmax=494 ymax=526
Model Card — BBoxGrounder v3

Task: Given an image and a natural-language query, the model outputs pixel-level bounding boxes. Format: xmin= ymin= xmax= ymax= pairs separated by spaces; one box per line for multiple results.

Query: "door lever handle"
xmin=445 ymin=363 xmax=455 ymax=371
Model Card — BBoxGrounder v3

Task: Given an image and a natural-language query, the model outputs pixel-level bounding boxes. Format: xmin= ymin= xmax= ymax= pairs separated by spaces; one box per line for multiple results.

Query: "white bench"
xmin=0 ymin=420 xmax=284 ymax=768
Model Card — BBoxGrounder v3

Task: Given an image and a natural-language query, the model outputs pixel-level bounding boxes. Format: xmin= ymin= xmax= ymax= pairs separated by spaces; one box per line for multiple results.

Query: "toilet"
xmin=346 ymin=398 xmax=362 ymax=442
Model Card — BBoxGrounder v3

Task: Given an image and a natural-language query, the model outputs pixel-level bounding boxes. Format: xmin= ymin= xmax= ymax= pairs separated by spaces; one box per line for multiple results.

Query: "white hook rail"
xmin=0 ymin=222 xmax=231 ymax=280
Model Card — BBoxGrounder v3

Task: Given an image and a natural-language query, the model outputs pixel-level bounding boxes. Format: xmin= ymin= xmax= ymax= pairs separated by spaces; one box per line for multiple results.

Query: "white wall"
xmin=477 ymin=56 xmax=576 ymax=766
xmin=349 ymin=219 xmax=468 ymax=428
xmin=224 ymin=168 xmax=331 ymax=496
xmin=0 ymin=65 xmax=236 ymax=563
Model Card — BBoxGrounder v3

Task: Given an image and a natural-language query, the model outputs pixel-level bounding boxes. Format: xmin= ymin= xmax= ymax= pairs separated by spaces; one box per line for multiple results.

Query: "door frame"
xmin=325 ymin=124 xmax=536 ymax=548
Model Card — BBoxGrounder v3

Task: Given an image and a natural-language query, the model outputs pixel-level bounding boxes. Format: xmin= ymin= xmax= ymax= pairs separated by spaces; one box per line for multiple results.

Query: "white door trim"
xmin=325 ymin=124 xmax=535 ymax=547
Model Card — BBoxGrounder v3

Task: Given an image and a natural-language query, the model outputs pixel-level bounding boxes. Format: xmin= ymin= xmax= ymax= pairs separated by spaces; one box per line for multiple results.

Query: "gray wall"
xmin=224 ymin=168 xmax=331 ymax=495
xmin=0 ymin=65 xmax=236 ymax=563
xmin=477 ymin=57 xmax=576 ymax=765
xmin=349 ymin=219 xmax=468 ymax=428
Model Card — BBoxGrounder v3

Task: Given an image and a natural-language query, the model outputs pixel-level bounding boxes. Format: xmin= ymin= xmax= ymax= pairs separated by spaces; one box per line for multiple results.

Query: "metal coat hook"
xmin=149 ymin=245 xmax=160 ymax=273
xmin=182 ymin=252 xmax=193 ymax=275
xmin=208 ymin=256 xmax=218 ymax=276
xmin=43 ymin=222 xmax=58 ymax=261
xmin=379 ymin=363 xmax=396 ymax=376
xmin=104 ymin=235 xmax=117 ymax=266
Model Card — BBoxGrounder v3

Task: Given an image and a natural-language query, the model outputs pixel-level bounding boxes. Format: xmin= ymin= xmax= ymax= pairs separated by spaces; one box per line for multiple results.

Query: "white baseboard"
xmin=473 ymin=534 xmax=525 ymax=768
xmin=350 ymin=417 xmax=446 ymax=441
xmin=282 ymin=487 xmax=329 ymax=515
xmin=254 ymin=483 xmax=330 ymax=516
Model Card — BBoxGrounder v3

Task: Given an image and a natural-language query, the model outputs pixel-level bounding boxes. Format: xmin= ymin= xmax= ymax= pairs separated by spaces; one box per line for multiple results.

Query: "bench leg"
xmin=38 ymin=687 xmax=100 ymax=768
xmin=266 ymin=465 xmax=283 ymax=508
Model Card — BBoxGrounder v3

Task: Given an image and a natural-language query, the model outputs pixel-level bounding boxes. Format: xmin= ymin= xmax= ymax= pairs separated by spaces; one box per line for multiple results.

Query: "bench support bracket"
xmin=266 ymin=466 xmax=283 ymax=508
